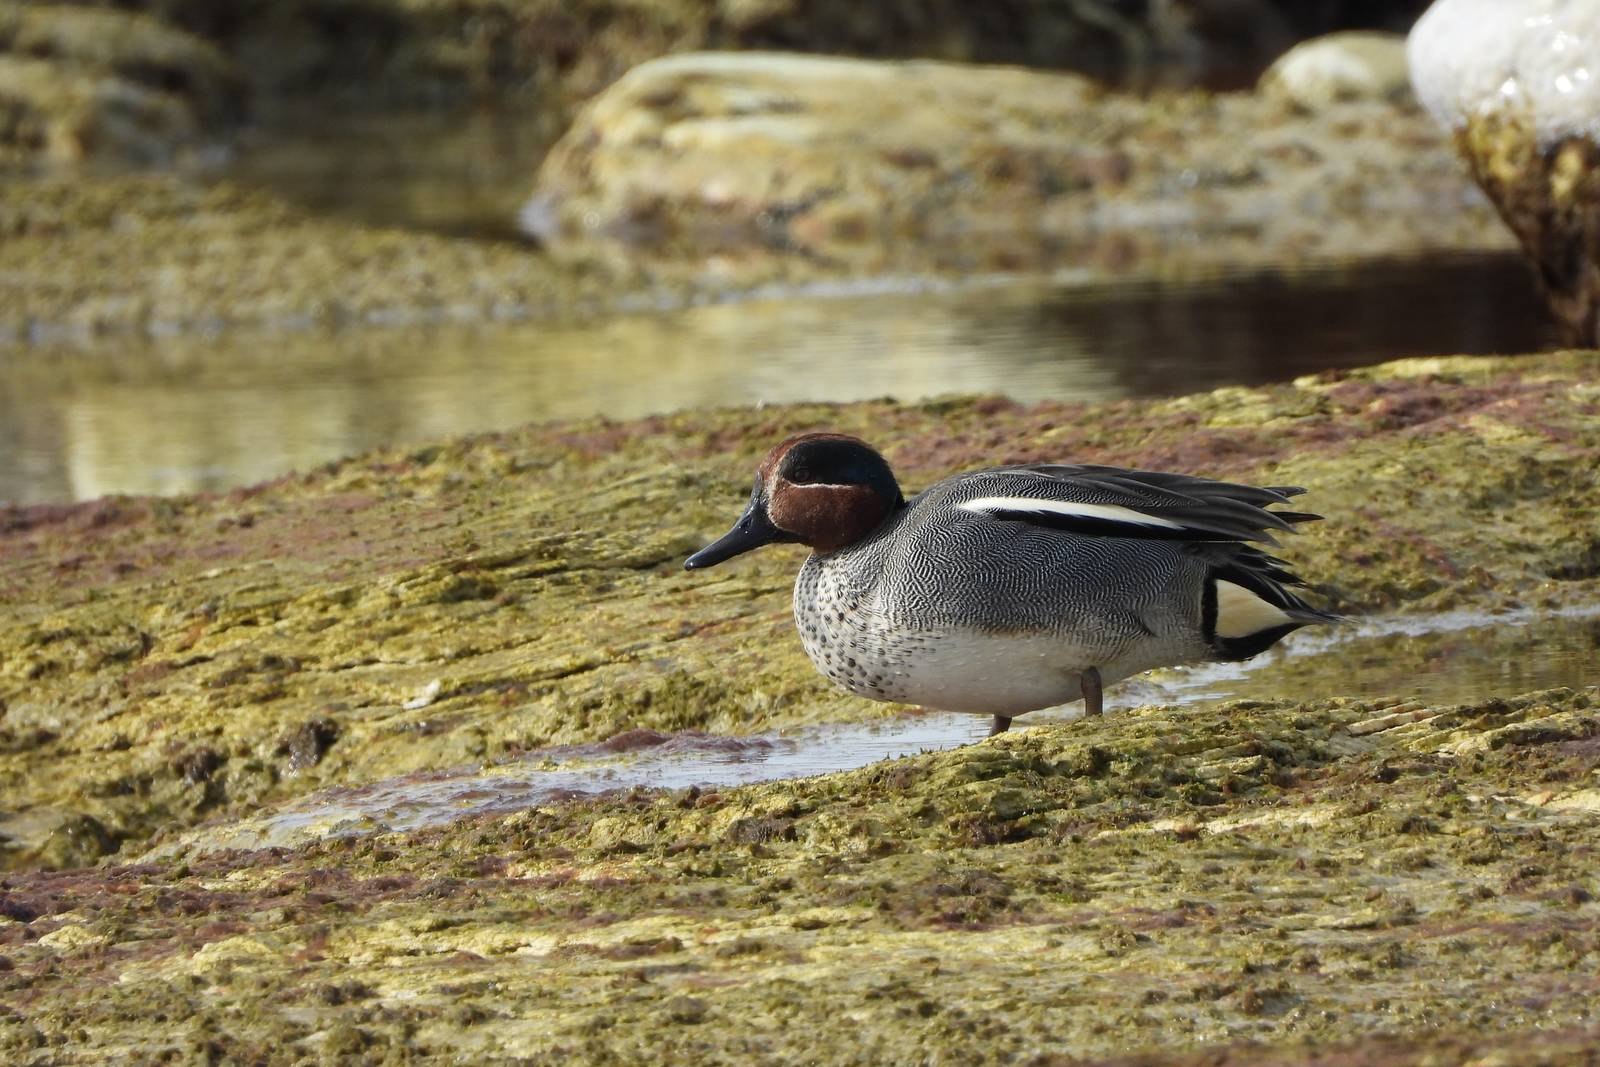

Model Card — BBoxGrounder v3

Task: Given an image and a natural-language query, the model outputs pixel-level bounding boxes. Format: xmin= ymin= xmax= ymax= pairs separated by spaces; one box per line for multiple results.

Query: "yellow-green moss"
xmin=2 ymin=351 xmax=1599 ymax=871
xmin=0 ymin=686 xmax=1596 ymax=1062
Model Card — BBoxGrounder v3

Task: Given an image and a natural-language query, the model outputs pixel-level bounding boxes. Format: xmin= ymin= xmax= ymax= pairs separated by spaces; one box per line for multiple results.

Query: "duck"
xmin=685 ymin=433 xmax=1339 ymax=735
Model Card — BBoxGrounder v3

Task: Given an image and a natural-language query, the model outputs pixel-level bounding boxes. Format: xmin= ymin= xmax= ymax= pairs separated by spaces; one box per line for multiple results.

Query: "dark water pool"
xmin=0 ymin=250 xmax=1554 ymax=504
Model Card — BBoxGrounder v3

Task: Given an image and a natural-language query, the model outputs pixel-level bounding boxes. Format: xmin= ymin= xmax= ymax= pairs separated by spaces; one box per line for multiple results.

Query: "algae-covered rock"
xmin=0 ymin=684 xmax=1595 ymax=1061
xmin=0 ymin=2 xmax=242 ymax=164
xmin=520 ymin=51 xmax=1099 ymax=267
xmin=0 ymin=172 xmax=606 ymax=341
xmin=1 ymin=351 xmax=1598 ymax=871
xmin=1454 ymin=112 xmax=1600 ymax=347
xmin=523 ymin=50 xmax=1503 ymax=284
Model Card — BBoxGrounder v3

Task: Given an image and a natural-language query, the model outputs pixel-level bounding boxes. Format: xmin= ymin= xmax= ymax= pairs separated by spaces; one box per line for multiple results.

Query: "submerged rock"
xmin=524 ymin=50 xmax=1503 ymax=284
xmin=1409 ymin=0 xmax=1600 ymax=344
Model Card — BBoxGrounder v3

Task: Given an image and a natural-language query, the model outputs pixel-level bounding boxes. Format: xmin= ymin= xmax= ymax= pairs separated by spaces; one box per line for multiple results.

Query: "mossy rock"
xmin=0 ymin=2 xmax=242 ymax=164
xmin=1 ymin=350 xmax=1598 ymax=871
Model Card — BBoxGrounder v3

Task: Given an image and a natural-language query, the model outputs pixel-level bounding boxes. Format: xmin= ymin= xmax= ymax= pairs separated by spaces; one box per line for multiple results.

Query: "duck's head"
xmin=685 ymin=433 xmax=905 ymax=570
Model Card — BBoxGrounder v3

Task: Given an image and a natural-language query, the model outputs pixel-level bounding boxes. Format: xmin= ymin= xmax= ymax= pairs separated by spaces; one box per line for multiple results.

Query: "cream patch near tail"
xmin=1214 ymin=579 xmax=1295 ymax=639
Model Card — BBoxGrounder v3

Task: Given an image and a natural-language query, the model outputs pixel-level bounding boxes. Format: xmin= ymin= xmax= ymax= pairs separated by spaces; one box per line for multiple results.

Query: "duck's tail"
xmin=1203 ymin=547 xmax=1343 ymax=661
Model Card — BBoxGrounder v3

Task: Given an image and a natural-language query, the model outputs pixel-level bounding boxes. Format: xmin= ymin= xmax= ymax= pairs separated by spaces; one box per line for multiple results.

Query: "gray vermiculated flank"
xmin=789 ymin=463 xmax=1334 ymax=714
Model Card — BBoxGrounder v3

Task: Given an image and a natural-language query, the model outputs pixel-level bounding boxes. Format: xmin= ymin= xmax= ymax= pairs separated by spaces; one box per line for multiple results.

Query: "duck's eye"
xmin=788 ymin=464 xmax=814 ymax=484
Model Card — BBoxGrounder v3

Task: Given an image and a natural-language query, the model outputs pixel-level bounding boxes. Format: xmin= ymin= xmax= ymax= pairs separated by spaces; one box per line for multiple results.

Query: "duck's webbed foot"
xmin=1081 ymin=667 xmax=1103 ymax=717
xmin=989 ymin=715 xmax=1012 ymax=736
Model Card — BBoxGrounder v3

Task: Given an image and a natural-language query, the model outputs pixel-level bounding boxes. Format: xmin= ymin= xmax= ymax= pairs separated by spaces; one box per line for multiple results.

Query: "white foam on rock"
xmin=1408 ymin=0 xmax=1600 ymax=145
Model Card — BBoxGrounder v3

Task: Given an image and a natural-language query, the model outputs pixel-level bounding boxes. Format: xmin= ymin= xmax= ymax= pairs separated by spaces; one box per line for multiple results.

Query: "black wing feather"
xmin=970 ymin=464 xmax=1323 ymax=546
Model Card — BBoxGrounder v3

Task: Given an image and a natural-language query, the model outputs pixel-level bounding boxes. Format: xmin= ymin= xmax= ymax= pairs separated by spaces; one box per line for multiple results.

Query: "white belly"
xmin=796 ymin=622 xmax=1203 ymax=715
xmin=867 ymin=631 xmax=1097 ymax=713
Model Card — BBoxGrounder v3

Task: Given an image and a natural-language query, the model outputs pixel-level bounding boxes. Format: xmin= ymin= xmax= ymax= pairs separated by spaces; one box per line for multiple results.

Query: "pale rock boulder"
xmin=1409 ymin=0 xmax=1600 ymax=146
xmin=1257 ymin=31 xmax=1412 ymax=110
xmin=521 ymin=51 xmax=1105 ymax=275
xmin=523 ymin=49 xmax=1505 ymax=283
xmin=1409 ymin=0 xmax=1600 ymax=344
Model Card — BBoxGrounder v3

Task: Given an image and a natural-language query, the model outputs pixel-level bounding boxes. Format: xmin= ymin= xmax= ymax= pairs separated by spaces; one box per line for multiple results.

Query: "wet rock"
xmin=521 ymin=51 xmax=1091 ymax=261
xmin=2 ymin=351 xmax=1599 ymax=872
xmin=524 ymin=50 xmax=1500 ymax=283
xmin=1257 ymin=31 xmax=1411 ymax=110
xmin=315 ymin=979 xmax=375 ymax=1005
xmin=660 ymin=995 xmax=708 ymax=1024
xmin=723 ymin=815 xmax=796 ymax=845
xmin=171 ymin=746 xmax=224 ymax=784
xmin=3 ymin=685 xmax=1599 ymax=1060
xmin=1409 ymin=0 xmax=1600 ymax=344
xmin=0 ymin=808 xmax=116 ymax=870
xmin=281 ymin=717 xmax=340 ymax=772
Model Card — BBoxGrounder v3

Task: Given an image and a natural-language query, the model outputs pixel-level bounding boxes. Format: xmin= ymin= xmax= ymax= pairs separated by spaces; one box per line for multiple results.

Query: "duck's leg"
xmin=989 ymin=715 xmax=1012 ymax=736
xmin=1081 ymin=667 xmax=1103 ymax=717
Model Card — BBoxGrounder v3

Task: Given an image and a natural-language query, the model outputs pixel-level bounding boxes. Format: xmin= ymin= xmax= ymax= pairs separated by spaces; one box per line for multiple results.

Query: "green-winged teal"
xmin=687 ymin=433 xmax=1338 ymax=735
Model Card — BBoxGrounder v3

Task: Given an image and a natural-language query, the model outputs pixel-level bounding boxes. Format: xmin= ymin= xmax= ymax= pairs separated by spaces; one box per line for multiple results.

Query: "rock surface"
xmin=1455 ymin=111 xmax=1600 ymax=346
xmin=523 ymin=51 xmax=1504 ymax=283
xmin=1408 ymin=0 xmax=1600 ymax=147
xmin=1257 ymin=30 xmax=1411 ymax=110
xmin=0 ymin=2 xmax=242 ymax=165
xmin=1409 ymin=0 xmax=1600 ymax=344
xmin=1 ymin=662 xmax=1598 ymax=1063
xmin=3 ymin=350 xmax=1599 ymax=871
xmin=1 ymin=351 xmax=1597 ymax=1059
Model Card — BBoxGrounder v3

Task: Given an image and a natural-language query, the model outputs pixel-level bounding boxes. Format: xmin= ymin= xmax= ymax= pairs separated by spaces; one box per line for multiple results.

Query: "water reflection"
xmin=0 ymin=252 xmax=1551 ymax=504
xmin=233 ymin=106 xmax=564 ymax=240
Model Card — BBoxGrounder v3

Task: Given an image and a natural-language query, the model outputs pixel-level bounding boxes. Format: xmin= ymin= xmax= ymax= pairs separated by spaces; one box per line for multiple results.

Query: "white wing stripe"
xmin=959 ymin=496 xmax=1188 ymax=530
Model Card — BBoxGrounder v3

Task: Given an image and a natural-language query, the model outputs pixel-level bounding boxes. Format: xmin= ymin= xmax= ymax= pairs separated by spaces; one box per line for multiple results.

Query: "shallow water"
xmin=151 ymin=606 xmax=1600 ymax=857
xmin=0 ymin=251 xmax=1551 ymax=505
xmin=230 ymin=106 xmax=564 ymax=241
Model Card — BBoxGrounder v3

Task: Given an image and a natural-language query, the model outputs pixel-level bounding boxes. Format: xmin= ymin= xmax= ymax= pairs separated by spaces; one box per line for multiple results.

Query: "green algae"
xmin=2 ymin=350 xmax=1599 ymax=872
xmin=1 ymin=685 xmax=1596 ymax=1062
